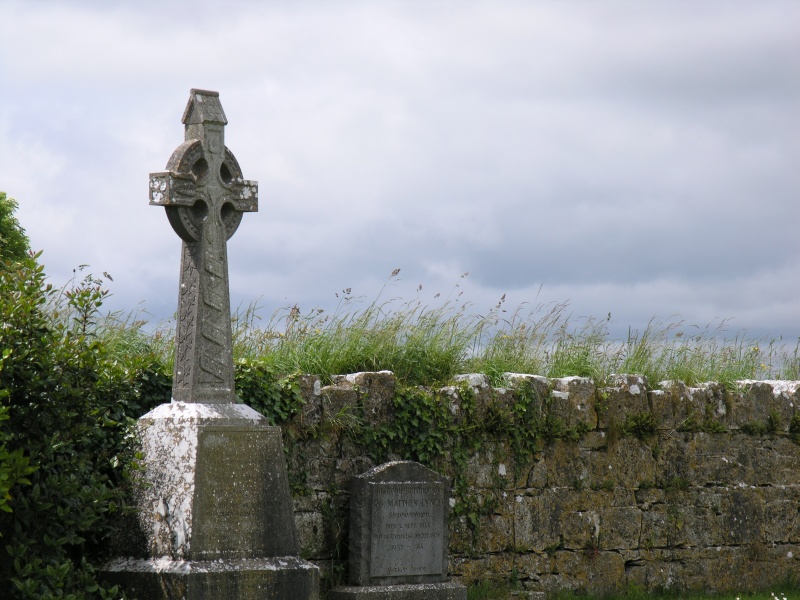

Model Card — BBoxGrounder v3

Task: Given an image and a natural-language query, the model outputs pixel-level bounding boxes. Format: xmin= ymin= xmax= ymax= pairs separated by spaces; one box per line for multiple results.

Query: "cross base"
xmin=103 ymin=557 xmax=319 ymax=600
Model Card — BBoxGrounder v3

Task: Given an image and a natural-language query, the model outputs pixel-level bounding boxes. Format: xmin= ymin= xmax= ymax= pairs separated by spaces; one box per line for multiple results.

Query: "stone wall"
xmin=280 ymin=371 xmax=800 ymax=596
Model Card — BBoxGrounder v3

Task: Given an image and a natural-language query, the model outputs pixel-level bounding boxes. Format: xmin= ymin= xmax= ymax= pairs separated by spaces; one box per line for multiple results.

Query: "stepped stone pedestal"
xmin=103 ymin=89 xmax=318 ymax=599
xmin=104 ymin=403 xmax=319 ymax=599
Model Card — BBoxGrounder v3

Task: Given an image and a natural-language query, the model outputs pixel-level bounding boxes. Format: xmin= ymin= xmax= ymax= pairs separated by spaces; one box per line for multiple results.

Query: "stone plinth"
xmin=104 ymin=557 xmax=318 ymax=599
xmin=334 ymin=461 xmax=465 ymax=599
xmin=104 ymin=403 xmax=319 ymax=599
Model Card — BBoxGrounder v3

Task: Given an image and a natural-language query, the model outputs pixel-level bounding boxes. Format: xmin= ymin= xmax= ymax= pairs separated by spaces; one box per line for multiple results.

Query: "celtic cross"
xmin=149 ymin=89 xmax=258 ymax=403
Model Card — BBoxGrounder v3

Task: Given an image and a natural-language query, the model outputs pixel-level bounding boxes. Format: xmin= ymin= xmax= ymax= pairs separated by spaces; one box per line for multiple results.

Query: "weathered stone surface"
xmin=349 ymin=461 xmax=450 ymax=586
xmin=543 ymin=440 xmax=585 ymax=488
xmin=550 ymin=376 xmax=597 ymax=429
xmin=454 ymin=373 xmax=495 ymax=425
xmin=134 ymin=403 xmax=298 ymax=560
xmin=296 ymin=510 xmax=328 ymax=558
xmin=464 ymin=442 xmax=514 ymax=488
xmin=333 ymin=371 xmax=396 ymax=427
xmin=598 ymin=375 xmax=649 ymax=430
xmin=449 ymin=553 xmax=516 ymax=581
xmin=514 ymin=490 xmax=581 ymax=552
xmin=278 ymin=372 xmax=800 ymax=596
xmin=321 ymin=385 xmax=361 ymax=422
xmin=150 ymin=89 xmax=258 ymax=405
xmin=104 ymin=557 xmax=319 ymax=600
xmin=297 ymin=375 xmax=323 ymax=427
xmin=586 ymin=437 xmax=656 ymax=490
xmin=551 ymin=550 xmax=625 ymax=595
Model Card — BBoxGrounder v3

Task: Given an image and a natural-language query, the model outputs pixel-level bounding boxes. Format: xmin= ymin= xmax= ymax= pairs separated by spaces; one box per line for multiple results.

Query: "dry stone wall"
xmin=280 ymin=371 xmax=800 ymax=596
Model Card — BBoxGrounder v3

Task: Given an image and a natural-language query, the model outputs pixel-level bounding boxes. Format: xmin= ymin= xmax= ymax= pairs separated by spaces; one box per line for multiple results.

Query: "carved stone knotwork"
xmin=150 ymin=89 xmax=258 ymax=403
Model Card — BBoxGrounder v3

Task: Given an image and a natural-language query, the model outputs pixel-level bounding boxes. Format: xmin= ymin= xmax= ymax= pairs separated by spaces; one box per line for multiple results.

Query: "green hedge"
xmin=0 ymin=255 xmax=170 ymax=599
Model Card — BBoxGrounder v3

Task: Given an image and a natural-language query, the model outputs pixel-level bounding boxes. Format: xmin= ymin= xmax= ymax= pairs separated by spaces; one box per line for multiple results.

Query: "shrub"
xmin=0 ymin=192 xmax=29 ymax=267
xmin=0 ymin=254 xmax=169 ymax=599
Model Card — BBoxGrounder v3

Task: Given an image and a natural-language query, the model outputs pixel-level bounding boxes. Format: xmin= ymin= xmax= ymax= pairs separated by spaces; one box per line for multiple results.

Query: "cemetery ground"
xmin=467 ymin=581 xmax=800 ymax=600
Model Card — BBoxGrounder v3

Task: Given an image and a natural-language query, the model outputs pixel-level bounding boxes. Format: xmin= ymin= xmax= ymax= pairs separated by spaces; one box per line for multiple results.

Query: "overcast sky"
xmin=1 ymin=1 xmax=798 ymax=342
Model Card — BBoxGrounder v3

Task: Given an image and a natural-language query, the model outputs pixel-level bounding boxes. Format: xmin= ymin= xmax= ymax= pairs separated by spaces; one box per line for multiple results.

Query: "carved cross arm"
xmin=149 ymin=171 xmax=201 ymax=208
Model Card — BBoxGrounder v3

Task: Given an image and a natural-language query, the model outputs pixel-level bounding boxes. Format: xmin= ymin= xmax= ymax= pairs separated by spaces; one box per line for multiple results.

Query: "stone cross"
xmin=149 ymin=89 xmax=258 ymax=403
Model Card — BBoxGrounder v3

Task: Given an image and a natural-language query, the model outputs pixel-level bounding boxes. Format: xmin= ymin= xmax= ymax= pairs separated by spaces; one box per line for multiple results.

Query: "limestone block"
xmin=578 ymin=431 xmax=608 ymax=451
xmin=512 ymin=492 xmax=562 ymax=552
xmin=464 ymin=442 xmax=510 ymax=488
xmin=737 ymin=381 xmax=776 ymax=427
xmin=504 ymin=373 xmax=550 ymax=401
xmin=653 ymin=433 xmax=691 ymax=483
xmin=550 ymin=376 xmax=597 ymax=430
xmin=551 ymin=550 xmax=625 ymax=595
xmin=449 ymin=553 xmax=515 ymax=583
xmin=321 ymin=385 xmax=360 ymax=425
xmin=598 ymin=507 xmax=642 ymax=550
xmin=738 ymin=440 xmax=798 ymax=487
xmin=736 ymin=380 xmax=800 ymax=430
xmin=510 ymin=552 xmax=552 ymax=585
xmin=623 ymin=549 xmax=682 ymax=591
xmin=438 ymin=385 xmax=466 ymax=425
xmin=543 ymin=440 xmax=585 ymax=488
xmin=296 ymin=511 xmax=328 ymax=559
xmin=486 ymin=387 xmax=517 ymax=438
xmin=763 ymin=486 xmax=800 ymax=543
xmin=448 ymin=517 xmax=475 ymax=556
xmin=683 ymin=434 xmax=747 ymax=486
xmin=333 ymin=371 xmax=396 ymax=427
xmin=648 ymin=389 xmax=675 ymax=429
xmin=633 ymin=486 xmax=665 ymax=509
xmin=296 ymin=375 xmax=323 ymax=428
xmin=292 ymin=491 xmax=329 ymax=513
xmin=302 ymin=457 xmax=337 ymax=492
xmin=721 ymin=488 xmax=765 ymax=545
xmin=767 ymin=380 xmax=800 ymax=425
xmin=525 ymin=458 xmax=548 ymax=489
xmin=597 ymin=375 xmax=648 ymax=429
xmin=656 ymin=380 xmax=702 ymax=430
xmin=453 ymin=373 xmax=494 ymax=425
xmin=334 ymin=454 xmax=377 ymax=490
xmin=588 ymin=437 xmax=656 ymax=490
xmin=504 ymin=373 xmax=549 ymax=424
xmin=639 ymin=504 xmax=688 ymax=549
xmin=560 ymin=510 xmax=601 ymax=550
xmin=475 ymin=510 xmax=515 ymax=554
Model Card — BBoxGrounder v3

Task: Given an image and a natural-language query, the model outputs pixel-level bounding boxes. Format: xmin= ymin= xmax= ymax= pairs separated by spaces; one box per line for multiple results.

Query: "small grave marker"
xmin=331 ymin=461 xmax=466 ymax=599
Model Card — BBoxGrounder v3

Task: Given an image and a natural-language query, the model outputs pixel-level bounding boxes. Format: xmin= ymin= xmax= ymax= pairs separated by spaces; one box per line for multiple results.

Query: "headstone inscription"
xmin=330 ymin=461 xmax=466 ymax=600
xmin=103 ymin=89 xmax=319 ymax=600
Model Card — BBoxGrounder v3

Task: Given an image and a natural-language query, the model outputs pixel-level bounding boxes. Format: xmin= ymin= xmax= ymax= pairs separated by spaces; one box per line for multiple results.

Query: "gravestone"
xmin=103 ymin=89 xmax=319 ymax=599
xmin=330 ymin=461 xmax=466 ymax=600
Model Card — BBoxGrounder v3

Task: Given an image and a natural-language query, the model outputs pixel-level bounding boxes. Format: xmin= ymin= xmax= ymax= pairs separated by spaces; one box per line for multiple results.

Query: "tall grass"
xmin=232 ymin=274 xmax=482 ymax=385
xmin=225 ymin=272 xmax=800 ymax=386
xmin=80 ymin=270 xmax=800 ymax=387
